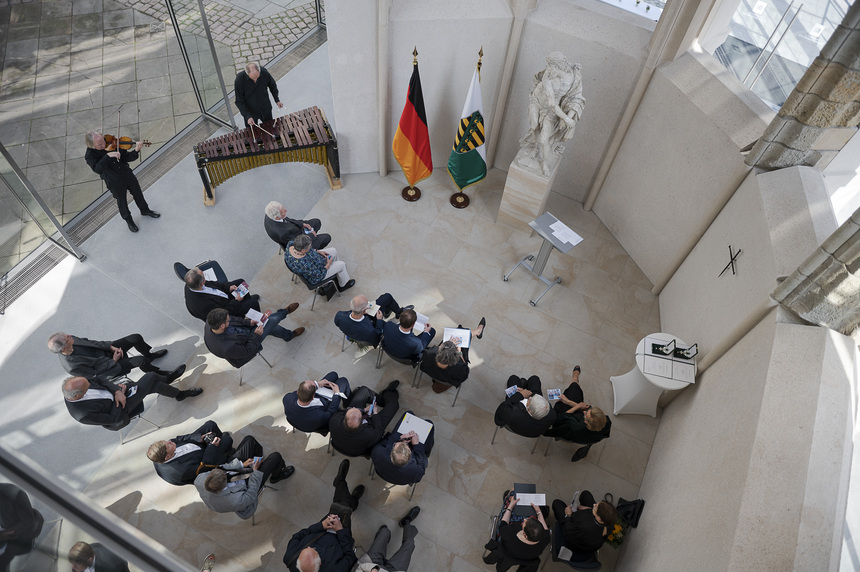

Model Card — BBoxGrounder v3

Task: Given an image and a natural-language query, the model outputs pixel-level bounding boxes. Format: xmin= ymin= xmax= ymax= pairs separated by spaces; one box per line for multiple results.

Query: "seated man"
xmin=0 ymin=484 xmax=43 ymax=572
xmin=147 ymin=419 xmax=264 ymax=486
xmin=355 ymin=507 xmax=421 ymax=572
xmin=283 ymin=371 xmax=351 ymax=433
xmin=334 ymin=293 xmax=412 ymax=347
xmin=264 ymin=200 xmax=331 ymax=250
xmin=381 ymin=309 xmax=435 ymax=362
xmin=493 ymin=375 xmax=557 ymax=437
xmin=551 ymin=491 xmax=618 ymax=556
xmin=62 ymin=375 xmax=202 ymax=429
xmin=194 ymin=447 xmax=294 ymax=520
xmin=204 ymin=307 xmax=304 ymax=368
xmin=183 ymin=266 xmax=260 ymax=321
xmin=544 ymin=366 xmax=611 ymax=462
xmin=371 ymin=411 xmax=435 ymax=485
xmin=329 ymin=381 xmax=400 ymax=457
xmin=48 ymin=331 xmax=185 ymax=387
xmin=68 ymin=541 xmax=129 ymax=572
xmin=283 ymin=459 xmax=365 ymax=572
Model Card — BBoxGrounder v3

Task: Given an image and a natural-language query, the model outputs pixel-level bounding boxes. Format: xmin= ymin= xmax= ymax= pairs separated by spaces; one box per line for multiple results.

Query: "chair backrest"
xmin=381 ymin=338 xmax=420 ymax=365
xmin=551 ymin=522 xmax=602 ymax=570
xmin=102 ymin=402 xmax=144 ymax=431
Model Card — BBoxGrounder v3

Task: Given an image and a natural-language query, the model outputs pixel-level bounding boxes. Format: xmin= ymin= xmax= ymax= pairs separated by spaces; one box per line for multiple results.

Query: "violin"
xmin=104 ymin=134 xmax=152 ymax=152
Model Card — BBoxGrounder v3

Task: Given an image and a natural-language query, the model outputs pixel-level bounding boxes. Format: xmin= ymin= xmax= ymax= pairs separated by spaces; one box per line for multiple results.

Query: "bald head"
xmin=62 ymin=376 xmax=89 ymax=400
xmin=349 ymin=295 xmax=369 ymax=317
xmin=345 ymin=408 xmax=363 ymax=430
xmin=297 ymin=547 xmax=320 ymax=572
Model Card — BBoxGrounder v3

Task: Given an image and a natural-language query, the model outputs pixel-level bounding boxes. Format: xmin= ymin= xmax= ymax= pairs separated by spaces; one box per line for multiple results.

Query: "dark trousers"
xmin=506 ymin=374 xmax=543 ymax=396
xmin=366 ymin=524 xmax=418 ymax=572
xmin=333 ymin=470 xmax=362 ymax=511
xmin=260 ymin=307 xmax=294 ymax=342
xmin=112 ymin=333 xmax=160 ymax=374
xmin=229 ymin=435 xmax=282 ymax=486
xmin=110 ymin=179 xmax=150 ymax=221
xmin=321 ymin=371 xmax=351 ymax=396
xmin=305 ymin=219 xmax=332 ymax=250
xmin=554 ymin=380 xmax=585 ymax=414
xmin=126 ymin=372 xmax=179 ymax=411
xmin=375 ymin=293 xmax=402 ymax=318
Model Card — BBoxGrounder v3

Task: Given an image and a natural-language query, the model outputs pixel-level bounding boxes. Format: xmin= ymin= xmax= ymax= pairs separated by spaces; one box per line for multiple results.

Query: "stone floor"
xmin=0 ymin=0 xmax=318 ymax=274
xmin=0 ymin=41 xmax=659 ymax=572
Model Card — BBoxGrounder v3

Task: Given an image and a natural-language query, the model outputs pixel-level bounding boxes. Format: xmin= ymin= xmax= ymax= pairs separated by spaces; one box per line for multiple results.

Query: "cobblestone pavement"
xmin=0 ymin=0 xmax=319 ymax=273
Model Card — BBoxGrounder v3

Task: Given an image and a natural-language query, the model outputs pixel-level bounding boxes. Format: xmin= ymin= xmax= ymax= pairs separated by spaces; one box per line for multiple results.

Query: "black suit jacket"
xmin=0 ymin=484 xmax=43 ymax=560
xmin=204 ymin=317 xmax=261 ymax=368
xmin=184 ymin=279 xmax=258 ymax=321
xmin=58 ymin=336 xmax=124 ymax=387
xmin=264 ymin=215 xmax=330 ymax=250
xmin=328 ymin=410 xmax=390 ymax=457
xmin=494 ymin=397 xmax=558 ymax=438
xmin=153 ymin=420 xmax=233 ymax=485
xmin=91 ymin=542 xmax=130 ymax=572
xmin=283 ymin=521 xmax=356 ymax=572
xmin=65 ymin=393 xmax=131 ymax=429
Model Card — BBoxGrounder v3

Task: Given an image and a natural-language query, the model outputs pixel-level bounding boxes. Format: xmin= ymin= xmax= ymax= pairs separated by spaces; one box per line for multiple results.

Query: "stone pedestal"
xmin=497 ymin=149 xmax=561 ymax=233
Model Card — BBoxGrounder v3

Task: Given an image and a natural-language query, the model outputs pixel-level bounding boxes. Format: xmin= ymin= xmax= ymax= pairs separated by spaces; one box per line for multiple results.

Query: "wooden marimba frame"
xmin=193 ymin=106 xmax=341 ymax=206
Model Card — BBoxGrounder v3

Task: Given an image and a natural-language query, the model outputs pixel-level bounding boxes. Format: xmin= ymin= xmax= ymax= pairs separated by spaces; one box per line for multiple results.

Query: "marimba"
xmin=194 ymin=106 xmax=341 ymax=205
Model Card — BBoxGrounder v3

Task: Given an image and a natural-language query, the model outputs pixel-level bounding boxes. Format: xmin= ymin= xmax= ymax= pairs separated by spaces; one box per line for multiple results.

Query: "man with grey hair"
xmin=334 ymin=293 xmax=412 ymax=347
xmin=62 ymin=374 xmax=201 ymax=429
xmin=48 ymin=332 xmax=185 ymax=388
xmin=183 ymin=266 xmax=260 ymax=321
xmin=264 ymin=200 xmax=330 ymax=250
xmin=234 ymin=61 xmax=283 ymax=127
xmin=494 ymin=374 xmax=557 ymax=437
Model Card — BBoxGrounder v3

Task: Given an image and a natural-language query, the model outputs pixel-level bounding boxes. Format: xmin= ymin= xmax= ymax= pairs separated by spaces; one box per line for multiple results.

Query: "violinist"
xmin=234 ymin=61 xmax=283 ymax=128
xmin=84 ymin=131 xmax=160 ymax=233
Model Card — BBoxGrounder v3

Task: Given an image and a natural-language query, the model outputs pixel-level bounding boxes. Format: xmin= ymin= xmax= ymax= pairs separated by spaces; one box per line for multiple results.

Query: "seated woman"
xmin=497 ymin=495 xmax=549 ymax=563
xmin=285 ymin=234 xmax=355 ymax=293
xmin=419 ymin=319 xmax=485 ymax=393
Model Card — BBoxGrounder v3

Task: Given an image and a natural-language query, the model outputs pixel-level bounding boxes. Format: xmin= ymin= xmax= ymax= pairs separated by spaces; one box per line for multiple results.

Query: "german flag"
xmin=393 ymin=60 xmax=432 ymax=188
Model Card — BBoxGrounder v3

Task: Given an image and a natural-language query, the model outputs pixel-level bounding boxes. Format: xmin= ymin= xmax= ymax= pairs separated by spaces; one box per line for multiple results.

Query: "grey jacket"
xmin=194 ymin=463 xmax=262 ymax=520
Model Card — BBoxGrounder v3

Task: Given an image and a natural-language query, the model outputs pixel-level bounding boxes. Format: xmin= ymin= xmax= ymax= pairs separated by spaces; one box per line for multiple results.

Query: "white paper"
xmin=674 ymin=362 xmax=696 ymax=383
xmin=546 ymin=389 xmax=561 ymax=400
xmin=443 ymin=327 xmax=471 ymax=348
xmin=202 ymin=268 xmax=217 ymax=281
xmin=365 ymin=302 xmax=380 ymax=316
xmin=411 ymin=312 xmax=430 ymax=335
xmin=398 ymin=413 xmax=433 ymax=443
xmin=245 ymin=309 xmax=266 ymax=323
xmin=315 ymin=386 xmax=334 ymax=400
xmin=642 ymin=355 xmax=673 ymax=378
xmin=515 ymin=493 xmax=546 ymax=506
xmin=548 ymin=221 xmax=583 ymax=246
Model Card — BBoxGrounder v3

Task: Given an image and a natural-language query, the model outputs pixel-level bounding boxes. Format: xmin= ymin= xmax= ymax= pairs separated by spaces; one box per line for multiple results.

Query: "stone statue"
xmin=517 ymin=52 xmax=586 ymax=176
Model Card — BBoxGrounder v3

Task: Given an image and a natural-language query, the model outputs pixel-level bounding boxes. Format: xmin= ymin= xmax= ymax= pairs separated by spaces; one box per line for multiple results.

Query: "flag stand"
xmin=450 ymin=192 xmax=469 ymax=208
xmin=402 ymin=185 xmax=421 ymax=201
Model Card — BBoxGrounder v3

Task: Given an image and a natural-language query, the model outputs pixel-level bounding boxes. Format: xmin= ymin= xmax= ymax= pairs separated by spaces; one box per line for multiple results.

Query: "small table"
xmin=610 ymin=332 xmax=696 ymax=417
xmin=503 ymin=212 xmax=581 ymax=306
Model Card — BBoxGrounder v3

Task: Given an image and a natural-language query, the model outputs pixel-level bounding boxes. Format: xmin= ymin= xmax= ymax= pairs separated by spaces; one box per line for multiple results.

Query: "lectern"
xmin=503 ymin=212 xmax=581 ymax=306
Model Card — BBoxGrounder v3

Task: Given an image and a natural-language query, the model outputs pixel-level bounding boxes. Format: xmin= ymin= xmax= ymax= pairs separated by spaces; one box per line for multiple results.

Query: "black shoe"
xmin=571 ymin=445 xmax=590 ymax=462
xmin=166 ymin=364 xmax=187 ymax=383
xmin=336 ymin=279 xmax=356 ymax=293
xmin=176 ymin=388 xmax=203 ymax=401
xmin=394 ymin=304 xmax=414 ymax=320
xmin=334 ymin=459 xmax=349 ymax=486
xmin=476 ymin=317 xmax=486 ymax=339
xmin=148 ymin=349 xmax=168 ymax=359
xmin=126 ymin=219 xmax=139 ymax=232
xmin=385 ymin=380 xmax=400 ymax=392
xmin=141 ymin=209 xmax=161 ymax=218
xmin=270 ymin=465 xmax=295 ymax=484
xmin=399 ymin=506 xmax=420 ymax=527
xmin=351 ymin=484 xmax=365 ymax=502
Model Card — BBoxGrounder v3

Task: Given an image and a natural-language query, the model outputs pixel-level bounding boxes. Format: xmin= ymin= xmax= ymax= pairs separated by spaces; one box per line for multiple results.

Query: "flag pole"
xmin=402 ymin=46 xmax=422 ymax=202
xmin=450 ymin=47 xmax=483 ymax=209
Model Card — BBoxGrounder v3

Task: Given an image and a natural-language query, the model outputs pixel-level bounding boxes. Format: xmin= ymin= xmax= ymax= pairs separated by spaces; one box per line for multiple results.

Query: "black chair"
xmin=103 ymin=402 xmax=162 ymax=445
xmin=289 ymin=269 xmax=340 ymax=311
xmin=540 ymin=522 xmax=601 ymax=570
xmin=484 ymin=512 xmax=542 ymax=572
xmin=173 ymin=260 xmax=228 ymax=283
xmin=491 ymin=424 xmax=544 ymax=455
xmin=327 ymin=436 xmax=375 ymax=476
xmin=544 ymin=418 xmax=612 ymax=461
xmin=414 ymin=352 xmax=463 ymax=407
xmin=375 ymin=335 xmax=420 ymax=385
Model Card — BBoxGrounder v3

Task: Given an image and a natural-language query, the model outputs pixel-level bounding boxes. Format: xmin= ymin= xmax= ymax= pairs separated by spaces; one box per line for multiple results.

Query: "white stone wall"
xmin=494 ymin=0 xmax=654 ymax=202
xmin=592 ymin=50 xmax=773 ymax=286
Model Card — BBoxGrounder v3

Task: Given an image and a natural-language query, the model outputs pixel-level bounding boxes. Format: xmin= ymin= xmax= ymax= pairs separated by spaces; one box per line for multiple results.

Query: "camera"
xmin=202 ymin=433 xmax=216 ymax=445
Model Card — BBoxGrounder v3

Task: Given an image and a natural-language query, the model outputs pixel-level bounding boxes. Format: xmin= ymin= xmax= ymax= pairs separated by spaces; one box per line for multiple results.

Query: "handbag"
xmin=616 ymin=498 xmax=645 ymax=527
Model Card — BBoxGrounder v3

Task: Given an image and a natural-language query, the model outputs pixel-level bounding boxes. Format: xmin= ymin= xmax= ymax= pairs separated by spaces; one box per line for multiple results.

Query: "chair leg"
xmin=310 ymin=288 xmax=318 ymax=311
xmin=414 ymin=369 xmax=422 ymax=389
xmin=239 ymin=366 xmax=244 ymax=386
xmin=452 ymin=385 xmax=461 ymax=407
xmin=327 ymin=435 xmax=332 ymax=455
xmin=258 ymin=352 xmax=274 ymax=368
xmin=491 ymin=425 xmax=500 ymax=445
xmin=412 ymin=365 xmax=420 ymax=386
xmin=369 ymin=460 xmax=375 ymax=477
xmin=545 ymin=438 xmax=552 ymax=457
xmin=375 ymin=345 xmax=383 ymax=369
xmin=409 ymin=482 xmax=416 ymax=501
xmin=120 ymin=416 xmax=161 ymax=446
xmin=342 ymin=334 xmax=347 ymax=352
xmin=531 ymin=435 xmax=541 ymax=454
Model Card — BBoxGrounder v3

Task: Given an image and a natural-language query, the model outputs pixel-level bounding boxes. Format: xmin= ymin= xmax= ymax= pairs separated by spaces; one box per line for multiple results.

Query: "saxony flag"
xmin=447 ymin=66 xmax=486 ymax=191
xmin=392 ymin=60 xmax=432 ymax=187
